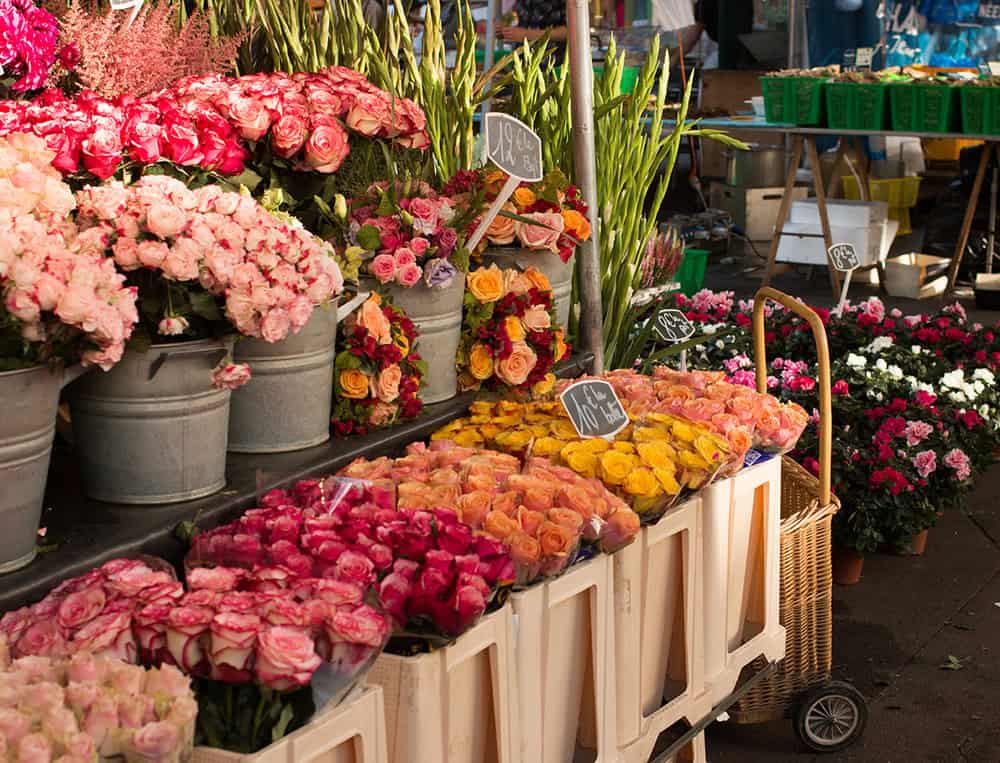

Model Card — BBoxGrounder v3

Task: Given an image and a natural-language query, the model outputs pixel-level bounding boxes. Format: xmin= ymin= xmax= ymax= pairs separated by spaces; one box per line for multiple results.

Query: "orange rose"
xmin=513 ymin=187 xmax=537 ymax=208
xmin=487 ymin=203 xmax=517 ymax=245
xmin=504 ymin=316 xmax=526 ymax=342
xmin=375 ymin=364 xmax=401 ymax=403
xmin=507 ymin=531 xmax=542 ymax=566
xmin=492 ymin=491 xmax=519 ymax=516
xmin=357 ymin=296 xmax=392 ymax=345
xmin=503 ymin=269 xmax=532 ymax=296
xmin=521 ymin=305 xmax=551 ymax=332
xmin=496 ymin=342 xmax=537 ymax=387
xmin=485 ymin=170 xmax=507 ymax=194
xmin=467 ymin=265 xmax=504 ymax=303
xmin=339 ymin=368 xmax=370 ymax=399
xmin=561 ymin=209 xmax=592 ymax=242
xmin=601 ymin=508 xmax=641 ymax=553
xmin=484 ymin=510 xmax=518 ymax=539
xmin=522 ymin=267 xmax=551 ymax=293
xmin=516 ymin=507 xmax=545 ymax=536
xmin=468 ymin=343 xmax=494 ymax=381
xmin=553 ymin=330 xmax=568 ymax=361
xmin=521 ymin=486 xmax=554 ymax=513
xmin=457 ymin=491 xmax=492 ymax=529
xmin=548 ymin=507 xmax=584 ymax=533
xmin=537 ymin=521 xmax=576 ymax=557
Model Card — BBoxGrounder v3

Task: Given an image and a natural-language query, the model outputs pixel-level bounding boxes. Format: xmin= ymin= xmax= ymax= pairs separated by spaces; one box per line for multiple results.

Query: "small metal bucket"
xmin=229 ymin=308 xmax=339 ymax=453
xmin=0 ymin=365 xmax=61 ymax=573
xmin=483 ymin=248 xmax=574 ymax=331
xmin=68 ymin=339 xmax=230 ymax=504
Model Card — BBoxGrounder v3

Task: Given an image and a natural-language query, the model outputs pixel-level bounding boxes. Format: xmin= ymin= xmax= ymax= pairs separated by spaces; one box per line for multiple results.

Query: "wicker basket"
xmin=730 ymin=287 xmax=839 ymax=724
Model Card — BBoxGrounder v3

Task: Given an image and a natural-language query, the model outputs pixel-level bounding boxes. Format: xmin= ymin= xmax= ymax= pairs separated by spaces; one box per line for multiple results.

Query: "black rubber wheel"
xmin=793 ymin=681 xmax=868 ymax=753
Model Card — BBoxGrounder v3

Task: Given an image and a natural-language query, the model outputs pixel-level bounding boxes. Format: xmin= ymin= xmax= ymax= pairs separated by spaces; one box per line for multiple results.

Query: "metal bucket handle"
xmin=148 ymin=346 xmax=229 ymax=381
xmin=751 ymin=287 xmax=832 ymax=506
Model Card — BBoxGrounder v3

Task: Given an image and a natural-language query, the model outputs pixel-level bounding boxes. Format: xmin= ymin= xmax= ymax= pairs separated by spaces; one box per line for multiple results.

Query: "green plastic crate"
xmin=760 ymin=76 xmax=826 ymax=125
xmin=676 ymin=248 xmax=709 ymax=297
xmin=889 ymin=83 xmax=957 ymax=133
xmin=825 ymin=81 xmax=889 ymax=131
xmin=960 ymin=86 xmax=1000 ymax=136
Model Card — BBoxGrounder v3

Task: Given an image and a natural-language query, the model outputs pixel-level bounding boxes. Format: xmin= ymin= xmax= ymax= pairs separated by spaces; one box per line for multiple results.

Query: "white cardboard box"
xmin=789 ymin=198 xmax=889 ymax=227
xmin=709 ymin=184 xmax=809 ymax=241
xmin=884 ymin=253 xmax=949 ymax=299
xmin=776 ymin=219 xmax=898 ymax=267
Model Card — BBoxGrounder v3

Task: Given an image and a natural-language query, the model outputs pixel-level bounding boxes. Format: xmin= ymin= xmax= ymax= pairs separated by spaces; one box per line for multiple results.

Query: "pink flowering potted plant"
xmin=0 ymin=133 xmax=137 ymax=572
xmin=66 ymin=175 xmax=344 ymax=504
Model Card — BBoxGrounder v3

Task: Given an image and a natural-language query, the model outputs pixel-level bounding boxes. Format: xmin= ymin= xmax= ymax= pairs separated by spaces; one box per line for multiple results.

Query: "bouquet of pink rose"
xmin=0 ymin=646 xmax=197 ymax=762
xmin=0 ymin=132 xmax=137 ymax=371
xmin=0 ymin=0 xmax=63 ymax=95
xmin=74 ymin=174 xmax=344 ymax=388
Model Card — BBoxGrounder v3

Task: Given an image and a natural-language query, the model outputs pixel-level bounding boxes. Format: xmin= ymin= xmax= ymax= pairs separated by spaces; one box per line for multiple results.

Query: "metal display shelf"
xmin=0 ymin=353 xmax=594 ymax=613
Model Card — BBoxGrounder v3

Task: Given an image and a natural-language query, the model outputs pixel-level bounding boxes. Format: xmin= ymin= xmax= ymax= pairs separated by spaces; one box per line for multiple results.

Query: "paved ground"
xmin=696 ymin=250 xmax=1000 ymax=761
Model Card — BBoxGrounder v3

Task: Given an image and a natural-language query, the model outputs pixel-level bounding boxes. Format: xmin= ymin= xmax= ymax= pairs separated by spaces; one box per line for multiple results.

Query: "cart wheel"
xmin=793 ymin=681 xmax=867 ymax=753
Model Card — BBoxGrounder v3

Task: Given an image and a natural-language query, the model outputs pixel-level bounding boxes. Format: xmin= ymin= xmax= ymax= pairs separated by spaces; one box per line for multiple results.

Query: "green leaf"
xmin=272 ymin=704 xmax=295 ymax=742
xmin=375 ymin=190 xmax=397 ymax=217
xmin=357 ymin=224 xmax=382 ymax=252
xmin=335 ymin=350 xmax=362 ymax=371
xmin=230 ymin=167 xmax=263 ymax=191
xmin=189 ymin=291 xmax=223 ymax=321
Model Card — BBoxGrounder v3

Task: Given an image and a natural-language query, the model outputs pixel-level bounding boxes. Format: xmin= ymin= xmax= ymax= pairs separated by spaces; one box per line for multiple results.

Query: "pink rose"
xmin=165 ymin=606 xmax=213 ymax=675
xmin=188 ymin=567 xmax=243 ymax=593
xmin=16 ymin=733 xmax=51 ymax=763
xmin=449 ymin=580 xmax=487 ymax=635
xmin=134 ymin=605 xmax=170 ymax=663
xmin=15 ymin=621 xmax=65 ymax=659
xmin=397 ymin=263 xmax=422 ymax=287
xmin=375 ymin=364 xmax=401 ymax=403
xmin=254 ymin=626 xmax=322 ymax=691
xmin=57 ymin=587 xmax=106 ymax=631
xmin=304 ymin=123 xmax=350 ymax=173
xmin=142 ymin=664 xmax=191 ymax=701
xmin=333 ymin=550 xmax=375 ymax=586
xmin=72 ymin=611 xmax=136 ymax=664
xmin=112 ymin=237 xmax=141 ymax=270
xmin=369 ymin=253 xmax=397 ymax=284
xmin=157 ymin=316 xmax=189 ymax=336
xmin=377 ymin=573 xmax=411 ymax=626
xmin=65 ymin=682 xmax=101 ymax=716
xmin=228 ymin=97 xmax=272 ymax=141
xmin=210 ymin=612 xmax=260 ymax=680
xmin=108 ymin=661 xmax=146 ymax=696
xmin=147 ymin=202 xmax=188 ymax=239
xmin=495 ymin=342 xmax=537 ymax=387
xmin=64 ymin=732 xmax=97 ymax=760
xmin=345 ymin=93 xmax=388 ymax=137
xmin=325 ymin=605 xmax=389 ymax=674
xmin=137 ymin=240 xmax=169 ymax=270
xmin=0 ymin=709 xmax=31 ymax=746
xmin=83 ymin=696 xmax=119 ymax=755
xmin=271 ymin=114 xmax=309 ymax=158
xmin=42 ymin=707 xmax=79 ymax=745
xmin=19 ymin=682 xmax=65 ymax=716
xmin=82 ymin=128 xmax=122 ymax=180
xmin=128 ymin=721 xmax=181 ymax=761
xmin=211 ymin=361 xmax=251 ymax=391
xmin=260 ymin=309 xmax=291 ymax=342
xmin=311 ymin=579 xmax=364 ymax=607
xmin=408 ymin=197 xmax=438 ymax=235
xmin=163 ymin=122 xmax=203 ymax=166
xmin=262 ymin=598 xmax=309 ymax=628
xmin=66 ymin=652 xmax=102 ymax=684
xmin=516 ymin=212 xmax=564 ymax=252
xmin=127 ymin=121 xmax=163 ymax=164
xmin=409 ymin=237 xmax=429 ymax=256
xmin=393 ymin=247 xmax=417 ymax=268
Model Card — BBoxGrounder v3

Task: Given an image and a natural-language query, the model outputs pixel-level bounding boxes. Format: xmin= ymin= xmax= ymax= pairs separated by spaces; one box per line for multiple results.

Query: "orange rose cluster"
xmin=458 ymin=264 xmax=568 ymax=393
xmin=339 ymin=440 xmax=640 ymax=586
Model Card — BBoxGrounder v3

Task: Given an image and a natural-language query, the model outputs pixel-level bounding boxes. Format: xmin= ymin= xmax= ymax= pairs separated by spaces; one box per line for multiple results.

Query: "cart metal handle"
xmin=751 ymin=287 xmax=832 ymax=506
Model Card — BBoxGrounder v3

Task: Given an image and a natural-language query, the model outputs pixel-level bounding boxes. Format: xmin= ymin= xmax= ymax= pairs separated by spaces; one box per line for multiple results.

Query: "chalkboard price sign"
xmin=559 ymin=379 xmax=630 ymax=439
xmin=653 ymin=308 xmax=696 ymax=343
xmin=828 ymin=242 xmax=860 ymax=272
xmin=485 ymin=113 xmax=544 ymax=183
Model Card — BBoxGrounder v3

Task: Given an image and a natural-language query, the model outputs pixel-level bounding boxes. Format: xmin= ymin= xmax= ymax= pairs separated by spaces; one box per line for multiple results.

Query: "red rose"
xmin=127 ymin=121 xmax=162 ymax=163
xmin=254 ymin=626 xmax=322 ymax=691
xmin=216 ymin=139 xmax=248 ymax=175
xmin=163 ymin=122 xmax=204 ymax=166
xmin=82 ymin=128 xmax=122 ymax=179
xmin=333 ymin=550 xmax=376 ymax=586
xmin=304 ymin=123 xmax=349 ymax=173
xmin=377 ymin=572 xmax=411 ymax=626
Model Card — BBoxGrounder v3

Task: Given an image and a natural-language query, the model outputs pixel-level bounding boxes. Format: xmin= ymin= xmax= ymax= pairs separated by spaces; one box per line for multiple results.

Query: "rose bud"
xmin=0 ymin=708 xmax=31 ymax=746
xmin=423 ymin=549 xmax=454 ymax=572
xmin=187 ymin=567 xmax=244 ymax=593
xmin=263 ymin=598 xmax=309 ymax=628
xmin=416 ymin=566 xmax=452 ymax=599
xmin=134 ymin=605 xmax=171 ymax=664
xmin=254 ymin=626 xmax=322 ymax=692
xmin=83 ymin=695 xmax=119 ymax=756
xmin=450 ymin=581 xmax=488 ymax=635
xmin=65 ymin=682 xmax=101 ymax=716
xmin=57 ymin=587 xmax=106 ymax=631
xmin=20 ymin=682 xmax=65 ymax=716
xmin=454 ymin=554 xmax=481 ymax=576
xmin=66 ymin=652 xmax=102 ymax=684
xmin=376 ymin=573 xmax=411 ymax=627
xmin=599 ymin=509 xmax=641 ymax=554
xmin=333 ymin=550 xmax=375 ymax=587
xmin=127 ymin=721 xmax=181 ymax=762
xmin=311 ymin=580 xmax=364 ymax=608
xmin=118 ymin=692 xmax=155 ymax=729
xmin=16 ymin=733 xmax=52 ymax=763
xmin=165 ymin=607 xmax=213 ymax=675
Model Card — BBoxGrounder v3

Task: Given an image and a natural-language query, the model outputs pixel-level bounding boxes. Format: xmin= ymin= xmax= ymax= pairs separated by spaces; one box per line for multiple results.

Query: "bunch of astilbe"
xmin=54 ymin=0 xmax=242 ymax=97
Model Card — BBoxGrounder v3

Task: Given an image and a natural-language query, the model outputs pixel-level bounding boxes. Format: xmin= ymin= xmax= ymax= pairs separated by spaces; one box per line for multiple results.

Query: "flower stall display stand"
xmin=511 ymin=553 xmax=615 ymax=763
xmin=483 ymin=248 xmax=574 ymax=331
xmin=701 ymin=454 xmax=786 ymax=705
xmin=366 ymin=606 xmax=517 ymax=763
xmin=191 ymin=685 xmax=387 ymax=763
xmin=68 ymin=339 xmax=231 ymax=504
xmin=613 ymin=497 xmax=712 ymax=763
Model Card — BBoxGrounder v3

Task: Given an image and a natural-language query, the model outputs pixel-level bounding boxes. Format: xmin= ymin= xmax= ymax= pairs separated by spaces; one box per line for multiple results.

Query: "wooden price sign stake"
xmin=559 ymin=379 xmax=630 ymax=440
xmin=110 ymin=0 xmax=145 ymax=28
xmin=829 ymin=242 xmax=861 ymax=316
xmin=465 ymin=114 xmax=544 ymax=252
xmin=653 ymin=308 xmax=696 ymax=371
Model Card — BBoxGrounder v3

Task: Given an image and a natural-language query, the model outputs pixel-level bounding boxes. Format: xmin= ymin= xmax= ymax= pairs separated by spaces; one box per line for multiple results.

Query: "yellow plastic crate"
xmin=842 ymin=175 xmax=921 ymax=208
xmin=922 ymin=138 xmax=982 ymax=162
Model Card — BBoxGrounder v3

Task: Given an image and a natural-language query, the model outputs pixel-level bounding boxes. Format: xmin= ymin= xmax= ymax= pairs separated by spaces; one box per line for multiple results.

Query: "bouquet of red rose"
xmin=333 ymin=293 xmax=425 ymax=436
xmin=457 ymin=264 xmax=569 ymax=393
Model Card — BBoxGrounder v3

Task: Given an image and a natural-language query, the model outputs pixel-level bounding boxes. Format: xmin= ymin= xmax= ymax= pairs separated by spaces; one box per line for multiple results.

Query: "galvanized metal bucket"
xmin=229 ymin=307 xmax=338 ymax=453
xmin=483 ymin=248 xmax=573 ymax=331
xmin=384 ymin=273 xmax=465 ymax=405
xmin=0 ymin=365 xmax=61 ymax=573
xmin=68 ymin=339 xmax=230 ymax=504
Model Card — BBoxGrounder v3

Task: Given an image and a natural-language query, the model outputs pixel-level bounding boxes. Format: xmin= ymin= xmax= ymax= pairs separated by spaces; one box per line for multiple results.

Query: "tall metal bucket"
xmin=483 ymin=248 xmax=573 ymax=331
xmin=0 ymin=365 xmax=61 ymax=572
xmin=229 ymin=307 xmax=338 ymax=453
xmin=68 ymin=339 xmax=230 ymax=504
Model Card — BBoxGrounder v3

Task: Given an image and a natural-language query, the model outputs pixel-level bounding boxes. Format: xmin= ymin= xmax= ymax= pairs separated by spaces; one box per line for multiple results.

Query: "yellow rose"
xmin=479 ymin=424 xmax=502 ymax=441
xmin=564 ymin=450 xmax=597 ymax=478
xmin=549 ymin=420 xmax=579 ymax=439
xmin=599 ymin=450 xmax=636 ymax=486
xmin=637 ymin=441 xmax=676 ymax=471
xmin=467 ymin=265 xmax=505 ymax=303
xmin=694 ymin=434 xmax=730 ymax=465
xmin=339 ymin=368 xmax=370 ymax=399
xmin=553 ymin=329 xmax=568 ymax=362
xmin=531 ymin=373 xmax=556 ymax=397
xmin=468 ymin=343 xmax=494 ymax=381
xmin=612 ymin=441 xmax=636 ymax=454
xmin=485 ymin=170 xmax=507 ymax=193
xmin=394 ymin=330 xmax=410 ymax=358
xmin=470 ymin=401 xmax=494 ymax=416
xmin=561 ymin=209 xmax=592 ymax=242
xmin=654 ymin=468 xmax=681 ymax=495
xmin=671 ymin=420 xmax=698 ymax=443
xmin=513 ymin=187 xmax=537 ymax=208
xmin=505 ymin=316 xmax=526 ymax=342
xmin=523 ymin=267 xmax=551 ymax=293
xmin=624 ymin=468 xmax=662 ymax=499
xmin=529 ymin=424 xmax=549 ymax=438
xmin=532 ymin=437 xmax=565 ymax=457
xmin=678 ymin=450 xmax=710 ymax=471
xmin=581 ymin=438 xmax=611 ymax=454
xmin=633 ymin=426 xmax=666 ymax=443
xmin=495 ymin=428 xmax=534 ymax=450
xmin=453 ymin=429 xmax=485 ymax=448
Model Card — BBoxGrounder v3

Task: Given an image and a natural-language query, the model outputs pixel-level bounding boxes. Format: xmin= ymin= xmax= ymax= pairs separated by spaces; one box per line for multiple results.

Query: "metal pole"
xmin=482 ymin=0 xmax=498 ymax=116
xmin=567 ymin=0 xmax=605 ymax=373
xmin=988 ymin=164 xmax=997 ymax=275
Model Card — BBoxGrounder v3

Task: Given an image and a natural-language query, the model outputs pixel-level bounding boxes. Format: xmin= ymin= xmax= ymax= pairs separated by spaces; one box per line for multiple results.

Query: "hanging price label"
xmin=653 ymin=309 xmax=696 ymax=343
xmin=560 ymin=379 xmax=630 ymax=440
xmin=828 ymin=242 xmax=861 ymax=272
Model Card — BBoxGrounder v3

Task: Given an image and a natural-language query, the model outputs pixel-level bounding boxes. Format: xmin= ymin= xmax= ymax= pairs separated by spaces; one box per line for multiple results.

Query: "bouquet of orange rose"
xmin=457 ymin=264 xmax=569 ymax=393
xmin=333 ymin=294 xmax=425 ymax=436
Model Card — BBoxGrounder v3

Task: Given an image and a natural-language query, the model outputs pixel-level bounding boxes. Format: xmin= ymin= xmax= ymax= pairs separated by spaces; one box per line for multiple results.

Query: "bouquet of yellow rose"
xmin=457 ymin=264 xmax=569 ymax=392
xmin=333 ymin=293 xmax=425 ymax=436
xmin=432 ymin=399 xmax=734 ymax=517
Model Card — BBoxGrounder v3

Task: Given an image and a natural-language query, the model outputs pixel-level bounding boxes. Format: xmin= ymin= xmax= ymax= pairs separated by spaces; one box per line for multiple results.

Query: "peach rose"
xmin=467 ymin=265 xmax=504 ymax=303
xmin=507 ymin=531 xmax=542 ymax=566
xmin=503 ymin=269 xmax=531 ymax=296
xmin=504 ymin=316 xmax=525 ymax=342
xmin=339 ymin=369 xmax=370 ymax=399
xmin=548 ymin=507 xmax=585 ymax=533
xmin=492 ymin=491 xmax=519 ymax=516
xmin=487 ymin=204 xmax=517 ymax=245
xmin=375 ymin=364 xmax=401 ymax=403
xmin=561 ymin=209 xmax=592 ymax=242
xmin=521 ymin=305 xmax=551 ymax=332
xmin=523 ymin=267 xmax=551 ymax=293
xmin=457 ymin=491 xmax=492 ymax=529
xmin=468 ymin=343 xmax=494 ymax=381
xmin=496 ymin=342 xmax=537 ymax=387
xmin=537 ymin=521 xmax=576 ymax=557
xmin=516 ymin=212 xmax=564 ymax=252
xmin=516 ymin=507 xmax=545 ymax=536
xmin=484 ymin=510 xmax=518 ymax=540
xmin=357 ymin=297 xmax=391 ymax=344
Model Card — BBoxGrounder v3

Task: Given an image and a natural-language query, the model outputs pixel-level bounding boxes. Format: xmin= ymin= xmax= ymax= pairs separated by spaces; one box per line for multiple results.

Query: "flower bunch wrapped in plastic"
xmin=0 ymin=132 xmax=137 ymax=370
xmin=333 ymin=293 xmax=424 ymax=436
xmin=457 ymin=264 xmax=569 ymax=392
xmin=0 ymin=0 xmax=61 ymax=93
xmin=0 ymin=645 xmax=197 ymax=762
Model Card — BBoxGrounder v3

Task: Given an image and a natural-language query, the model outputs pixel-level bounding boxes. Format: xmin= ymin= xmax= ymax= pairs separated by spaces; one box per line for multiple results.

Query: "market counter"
xmin=0 ymin=352 xmax=594 ymax=612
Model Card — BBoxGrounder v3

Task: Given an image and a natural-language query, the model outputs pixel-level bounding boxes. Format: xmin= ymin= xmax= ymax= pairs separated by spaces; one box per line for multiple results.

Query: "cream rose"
xmin=496 ymin=342 xmax=537 ymax=387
